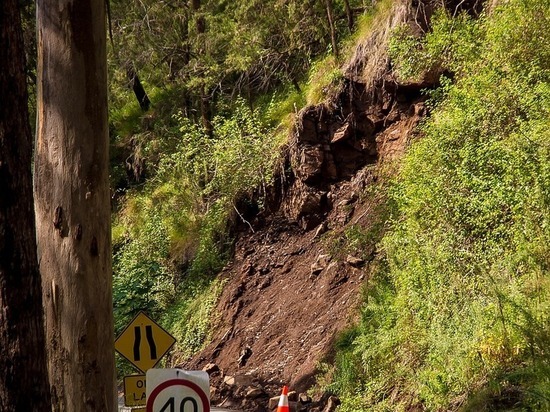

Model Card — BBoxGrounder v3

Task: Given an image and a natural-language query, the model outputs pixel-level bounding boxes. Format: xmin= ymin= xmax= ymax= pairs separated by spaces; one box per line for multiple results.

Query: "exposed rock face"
xmin=282 ymin=78 xmax=425 ymax=230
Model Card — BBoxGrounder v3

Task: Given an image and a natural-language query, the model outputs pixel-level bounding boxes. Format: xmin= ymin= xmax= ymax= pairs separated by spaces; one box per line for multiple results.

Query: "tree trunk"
xmin=0 ymin=1 xmax=51 ymax=410
xmin=191 ymin=0 xmax=213 ymax=135
xmin=191 ymin=0 xmax=205 ymax=34
xmin=323 ymin=0 xmax=339 ymax=58
xmin=200 ymin=85 xmax=213 ymax=136
xmin=35 ymin=1 xmax=116 ymax=411
xmin=343 ymin=0 xmax=354 ymax=31
xmin=127 ymin=66 xmax=151 ymax=111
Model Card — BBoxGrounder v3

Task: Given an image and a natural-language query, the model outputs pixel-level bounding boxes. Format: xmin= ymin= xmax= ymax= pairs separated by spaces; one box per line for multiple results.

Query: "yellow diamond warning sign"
xmin=115 ymin=311 xmax=176 ymax=373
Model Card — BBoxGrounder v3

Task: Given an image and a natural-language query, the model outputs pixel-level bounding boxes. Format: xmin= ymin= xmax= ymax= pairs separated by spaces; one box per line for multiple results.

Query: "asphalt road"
xmin=119 ymin=407 xmax=234 ymax=411
xmin=119 ymin=401 xmax=235 ymax=412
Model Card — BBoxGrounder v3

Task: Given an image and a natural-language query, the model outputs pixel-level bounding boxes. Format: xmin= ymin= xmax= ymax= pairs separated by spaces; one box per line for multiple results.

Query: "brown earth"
xmin=178 ymin=72 xmax=433 ymax=411
xmin=175 ymin=1 xmax=472 ymax=408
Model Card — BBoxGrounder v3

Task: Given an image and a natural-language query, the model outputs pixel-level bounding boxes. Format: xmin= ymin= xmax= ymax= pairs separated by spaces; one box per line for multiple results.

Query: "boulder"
xmin=245 ymin=387 xmax=267 ymax=399
xmin=331 ymin=122 xmax=352 ymax=144
xmin=296 ymin=144 xmax=324 ymax=183
xmin=202 ymin=363 xmax=219 ymax=375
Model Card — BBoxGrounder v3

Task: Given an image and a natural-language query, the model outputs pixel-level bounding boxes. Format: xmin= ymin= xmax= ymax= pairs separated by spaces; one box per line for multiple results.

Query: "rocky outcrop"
xmin=282 ymin=78 xmax=426 ymax=230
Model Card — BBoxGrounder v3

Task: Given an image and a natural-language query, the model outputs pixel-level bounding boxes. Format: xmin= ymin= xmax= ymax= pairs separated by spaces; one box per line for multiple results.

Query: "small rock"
xmin=288 ymin=391 xmax=299 ymax=402
xmin=310 ymin=263 xmax=323 ymax=276
xmin=223 ymin=375 xmax=235 ymax=386
xmin=218 ymin=397 xmax=238 ymax=409
xmin=312 ymin=222 xmax=328 ymax=239
xmin=341 ymin=193 xmax=358 ymax=205
xmin=202 ymin=363 xmax=219 ymax=375
xmin=257 ymin=276 xmax=272 ymax=290
xmin=311 ymin=254 xmax=331 ymax=277
xmin=290 ymin=246 xmax=305 ymax=256
xmin=346 ymin=254 xmax=365 ymax=268
xmin=237 ymin=345 xmax=252 ymax=367
xmin=245 ymin=387 xmax=266 ymax=399
xmin=299 ymin=393 xmax=312 ymax=404
xmin=323 ymin=396 xmax=341 ymax=412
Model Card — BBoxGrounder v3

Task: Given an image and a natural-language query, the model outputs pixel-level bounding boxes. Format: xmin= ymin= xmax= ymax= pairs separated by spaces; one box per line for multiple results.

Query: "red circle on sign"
xmin=146 ymin=378 xmax=210 ymax=412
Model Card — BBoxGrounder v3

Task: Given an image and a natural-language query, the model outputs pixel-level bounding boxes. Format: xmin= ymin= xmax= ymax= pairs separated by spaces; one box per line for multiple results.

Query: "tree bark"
xmin=0 ymin=1 xmax=51 ymax=410
xmin=35 ymin=1 xmax=116 ymax=411
xmin=191 ymin=0 xmax=213 ymax=134
xmin=127 ymin=66 xmax=151 ymax=111
xmin=343 ymin=0 xmax=354 ymax=31
xmin=191 ymin=0 xmax=205 ymax=34
xmin=323 ymin=0 xmax=339 ymax=58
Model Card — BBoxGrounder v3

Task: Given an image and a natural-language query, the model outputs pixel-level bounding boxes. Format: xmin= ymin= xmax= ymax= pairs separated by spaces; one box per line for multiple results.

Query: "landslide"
xmin=178 ymin=2 xmax=448 ymax=409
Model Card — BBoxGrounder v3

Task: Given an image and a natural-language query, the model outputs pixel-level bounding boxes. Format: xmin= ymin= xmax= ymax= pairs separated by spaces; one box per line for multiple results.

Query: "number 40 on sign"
xmin=146 ymin=369 xmax=210 ymax=412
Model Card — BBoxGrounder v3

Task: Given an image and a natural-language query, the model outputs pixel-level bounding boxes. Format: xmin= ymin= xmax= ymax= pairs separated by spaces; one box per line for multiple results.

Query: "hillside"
xmin=110 ymin=0 xmax=550 ymax=410
xmin=180 ymin=58 xmax=427 ymax=410
xmin=175 ymin=1 xmax=435 ymax=409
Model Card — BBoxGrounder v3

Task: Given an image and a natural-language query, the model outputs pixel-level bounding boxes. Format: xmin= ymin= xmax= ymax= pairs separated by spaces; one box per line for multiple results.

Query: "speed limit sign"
xmin=146 ymin=369 xmax=210 ymax=412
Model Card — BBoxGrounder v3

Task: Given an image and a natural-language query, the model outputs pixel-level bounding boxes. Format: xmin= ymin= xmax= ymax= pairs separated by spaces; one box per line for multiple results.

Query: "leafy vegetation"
xmin=328 ymin=1 xmax=550 ymax=410
xmin=112 ymin=100 xmax=279 ymax=369
xmin=109 ymin=0 xmax=384 ymax=370
xmin=109 ymin=1 xmax=550 ymax=409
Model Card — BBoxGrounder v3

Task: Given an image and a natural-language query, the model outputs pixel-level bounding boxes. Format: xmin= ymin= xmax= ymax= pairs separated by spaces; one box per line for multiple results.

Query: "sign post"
xmin=115 ymin=311 xmax=176 ymax=373
xmin=146 ymin=369 xmax=210 ymax=412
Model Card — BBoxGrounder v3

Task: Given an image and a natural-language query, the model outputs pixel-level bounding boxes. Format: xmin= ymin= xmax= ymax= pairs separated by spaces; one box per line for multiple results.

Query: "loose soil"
xmin=178 ymin=74 xmax=430 ymax=411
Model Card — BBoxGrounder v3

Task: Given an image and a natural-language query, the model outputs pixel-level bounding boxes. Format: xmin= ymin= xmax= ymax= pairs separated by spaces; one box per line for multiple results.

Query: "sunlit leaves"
xmin=336 ymin=0 xmax=550 ymax=409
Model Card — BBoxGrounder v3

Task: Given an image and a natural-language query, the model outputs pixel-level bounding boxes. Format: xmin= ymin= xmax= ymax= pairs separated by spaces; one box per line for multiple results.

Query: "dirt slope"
xmin=178 ymin=2 xmax=450 ymax=409
xmin=177 ymin=76 xmax=430 ymax=411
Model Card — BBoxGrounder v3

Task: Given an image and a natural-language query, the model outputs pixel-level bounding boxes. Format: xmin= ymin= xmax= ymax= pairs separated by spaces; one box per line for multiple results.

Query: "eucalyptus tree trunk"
xmin=191 ymin=0 xmax=213 ymax=135
xmin=35 ymin=1 xmax=116 ymax=410
xmin=0 ymin=0 xmax=51 ymax=409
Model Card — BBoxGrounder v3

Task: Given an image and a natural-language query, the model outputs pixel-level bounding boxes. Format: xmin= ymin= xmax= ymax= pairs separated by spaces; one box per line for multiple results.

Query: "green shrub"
xmin=113 ymin=99 xmax=282 ymax=367
xmin=161 ymin=277 xmax=226 ymax=361
xmin=333 ymin=0 xmax=550 ymax=409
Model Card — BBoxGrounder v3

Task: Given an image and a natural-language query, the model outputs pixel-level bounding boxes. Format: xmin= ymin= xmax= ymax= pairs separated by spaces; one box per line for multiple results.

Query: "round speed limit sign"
xmin=146 ymin=369 xmax=210 ymax=412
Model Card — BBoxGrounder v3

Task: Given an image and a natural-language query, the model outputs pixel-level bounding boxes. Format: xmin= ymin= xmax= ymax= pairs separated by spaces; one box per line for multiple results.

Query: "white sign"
xmin=146 ymin=369 xmax=210 ymax=412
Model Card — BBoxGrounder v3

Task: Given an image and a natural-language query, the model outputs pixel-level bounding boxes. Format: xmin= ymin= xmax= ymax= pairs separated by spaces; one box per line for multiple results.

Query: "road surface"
xmin=119 ymin=407 xmax=235 ymax=411
xmin=118 ymin=395 xmax=236 ymax=411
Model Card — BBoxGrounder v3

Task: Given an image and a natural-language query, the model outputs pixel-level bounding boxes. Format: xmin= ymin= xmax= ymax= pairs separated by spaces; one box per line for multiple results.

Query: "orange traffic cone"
xmin=276 ymin=385 xmax=290 ymax=412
